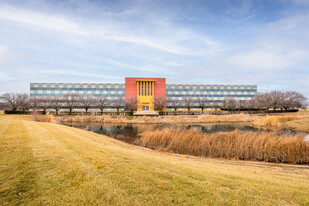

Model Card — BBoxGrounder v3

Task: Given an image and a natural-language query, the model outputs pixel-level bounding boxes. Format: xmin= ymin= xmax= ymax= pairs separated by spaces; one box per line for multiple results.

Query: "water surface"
xmin=62 ymin=122 xmax=307 ymax=144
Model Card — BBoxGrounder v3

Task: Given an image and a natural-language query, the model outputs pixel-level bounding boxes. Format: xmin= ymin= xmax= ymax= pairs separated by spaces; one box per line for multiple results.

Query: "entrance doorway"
xmin=142 ymin=105 xmax=149 ymax=111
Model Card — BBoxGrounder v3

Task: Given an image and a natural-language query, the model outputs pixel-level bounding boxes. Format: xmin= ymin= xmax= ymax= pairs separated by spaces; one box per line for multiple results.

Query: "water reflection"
xmin=64 ymin=122 xmax=293 ymax=143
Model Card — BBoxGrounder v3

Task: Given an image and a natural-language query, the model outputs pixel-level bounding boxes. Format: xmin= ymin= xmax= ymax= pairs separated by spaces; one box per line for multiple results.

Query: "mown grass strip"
xmin=0 ymin=118 xmax=38 ymax=205
xmin=0 ymin=115 xmax=309 ymax=205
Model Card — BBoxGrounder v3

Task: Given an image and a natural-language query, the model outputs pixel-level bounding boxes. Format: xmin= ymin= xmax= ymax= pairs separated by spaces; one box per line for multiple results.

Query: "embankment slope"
xmin=0 ymin=115 xmax=308 ymax=205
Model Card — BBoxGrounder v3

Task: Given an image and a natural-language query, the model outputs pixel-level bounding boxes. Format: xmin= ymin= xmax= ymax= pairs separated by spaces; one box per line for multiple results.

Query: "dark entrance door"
xmin=142 ymin=105 xmax=149 ymax=111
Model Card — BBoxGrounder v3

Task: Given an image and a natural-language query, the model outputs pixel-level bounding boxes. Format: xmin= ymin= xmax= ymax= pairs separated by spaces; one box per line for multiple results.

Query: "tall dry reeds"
xmin=139 ymin=129 xmax=309 ymax=164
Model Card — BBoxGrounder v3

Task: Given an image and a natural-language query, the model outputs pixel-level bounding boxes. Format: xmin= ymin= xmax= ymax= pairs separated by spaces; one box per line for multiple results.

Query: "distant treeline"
xmin=0 ymin=90 xmax=307 ymax=115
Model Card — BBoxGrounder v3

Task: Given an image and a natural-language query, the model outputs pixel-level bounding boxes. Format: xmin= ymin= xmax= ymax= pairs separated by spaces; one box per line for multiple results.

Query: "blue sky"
xmin=0 ymin=0 xmax=308 ymax=97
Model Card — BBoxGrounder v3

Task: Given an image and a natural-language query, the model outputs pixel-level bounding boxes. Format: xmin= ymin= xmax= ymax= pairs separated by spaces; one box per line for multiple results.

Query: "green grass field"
xmin=0 ymin=115 xmax=309 ymax=205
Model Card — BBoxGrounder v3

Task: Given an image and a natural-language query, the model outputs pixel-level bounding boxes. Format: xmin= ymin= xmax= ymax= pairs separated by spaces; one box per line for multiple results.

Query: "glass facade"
xmin=165 ymin=84 xmax=257 ymax=101
xmin=30 ymin=81 xmax=258 ymax=108
xmin=30 ymin=83 xmax=125 ymax=100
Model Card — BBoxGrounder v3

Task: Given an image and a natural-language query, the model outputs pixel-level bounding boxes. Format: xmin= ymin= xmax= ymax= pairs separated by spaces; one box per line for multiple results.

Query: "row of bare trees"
xmin=222 ymin=91 xmax=307 ymax=111
xmin=165 ymin=91 xmax=307 ymax=112
xmin=166 ymin=97 xmax=221 ymax=112
xmin=0 ymin=90 xmax=307 ymax=114
xmin=0 ymin=93 xmax=130 ymax=115
xmin=0 ymin=93 xmax=30 ymax=112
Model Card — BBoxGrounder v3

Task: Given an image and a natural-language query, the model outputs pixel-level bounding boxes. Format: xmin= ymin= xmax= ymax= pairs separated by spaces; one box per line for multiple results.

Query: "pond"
xmin=62 ymin=122 xmax=309 ymax=144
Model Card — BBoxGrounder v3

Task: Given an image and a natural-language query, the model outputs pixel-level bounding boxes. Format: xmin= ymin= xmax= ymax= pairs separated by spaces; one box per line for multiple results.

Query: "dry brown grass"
xmin=139 ymin=129 xmax=309 ymax=164
xmin=56 ymin=115 xmax=105 ymax=123
xmin=56 ymin=113 xmax=261 ymax=124
xmin=32 ymin=113 xmax=53 ymax=123
xmin=251 ymin=114 xmax=309 ymax=129
xmin=285 ymin=117 xmax=309 ymax=133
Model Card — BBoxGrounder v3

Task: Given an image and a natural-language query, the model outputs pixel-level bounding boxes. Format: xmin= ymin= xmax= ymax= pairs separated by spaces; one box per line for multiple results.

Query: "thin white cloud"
xmin=40 ymin=70 xmax=121 ymax=79
xmin=0 ymin=44 xmax=29 ymax=67
xmin=101 ymin=57 xmax=162 ymax=72
xmin=0 ymin=5 xmax=90 ymax=36
xmin=226 ymin=12 xmax=309 ymax=71
xmin=292 ymin=0 xmax=309 ymax=5
xmin=228 ymin=49 xmax=307 ymax=70
xmin=266 ymin=13 xmax=309 ymax=37
xmin=0 ymin=71 xmax=16 ymax=81
xmin=34 ymin=56 xmax=164 ymax=73
xmin=0 ymin=4 xmax=220 ymax=56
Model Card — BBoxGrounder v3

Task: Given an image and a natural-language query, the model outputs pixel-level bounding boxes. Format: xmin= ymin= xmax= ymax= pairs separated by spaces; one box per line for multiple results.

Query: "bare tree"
xmin=63 ymin=94 xmax=80 ymax=115
xmin=153 ymin=96 xmax=166 ymax=111
xmin=112 ymin=97 xmax=125 ymax=114
xmin=281 ymin=91 xmax=307 ymax=111
xmin=223 ymin=97 xmax=238 ymax=111
xmin=0 ymin=102 xmax=9 ymax=111
xmin=79 ymin=96 xmax=94 ymax=114
xmin=0 ymin=93 xmax=19 ymax=110
xmin=290 ymin=91 xmax=308 ymax=109
xmin=50 ymin=96 xmax=62 ymax=115
xmin=167 ymin=98 xmax=181 ymax=112
xmin=269 ymin=91 xmax=284 ymax=111
xmin=30 ymin=97 xmax=41 ymax=112
xmin=210 ymin=100 xmax=220 ymax=111
xmin=95 ymin=96 xmax=108 ymax=115
xmin=38 ymin=97 xmax=51 ymax=114
xmin=125 ymin=97 xmax=138 ymax=114
xmin=254 ymin=93 xmax=272 ymax=110
xmin=238 ymin=100 xmax=249 ymax=110
xmin=16 ymin=93 xmax=30 ymax=112
xmin=247 ymin=98 xmax=258 ymax=109
xmin=184 ymin=97 xmax=193 ymax=113
xmin=197 ymin=97 xmax=208 ymax=113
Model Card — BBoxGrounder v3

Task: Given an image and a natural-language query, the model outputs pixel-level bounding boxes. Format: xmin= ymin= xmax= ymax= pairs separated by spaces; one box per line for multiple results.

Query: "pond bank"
xmin=55 ymin=113 xmax=309 ymax=133
xmin=62 ymin=122 xmax=266 ymax=144
xmin=55 ymin=113 xmax=261 ymax=124
xmin=62 ymin=120 xmax=309 ymax=164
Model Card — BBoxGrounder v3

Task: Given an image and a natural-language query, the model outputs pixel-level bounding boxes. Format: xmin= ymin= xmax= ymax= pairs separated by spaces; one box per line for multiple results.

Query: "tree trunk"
xmin=56 ymin=109 xmax=59 ymax=115
xmin=85 ymin=108 xmax=88 ymax=115
xmin=100 ymin=109 xmax=103 ymax=115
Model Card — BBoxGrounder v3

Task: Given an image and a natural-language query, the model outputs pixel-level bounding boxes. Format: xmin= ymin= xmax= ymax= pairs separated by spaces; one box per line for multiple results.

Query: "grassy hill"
xmin=0 ymin=115 xmax=309 ymax=205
